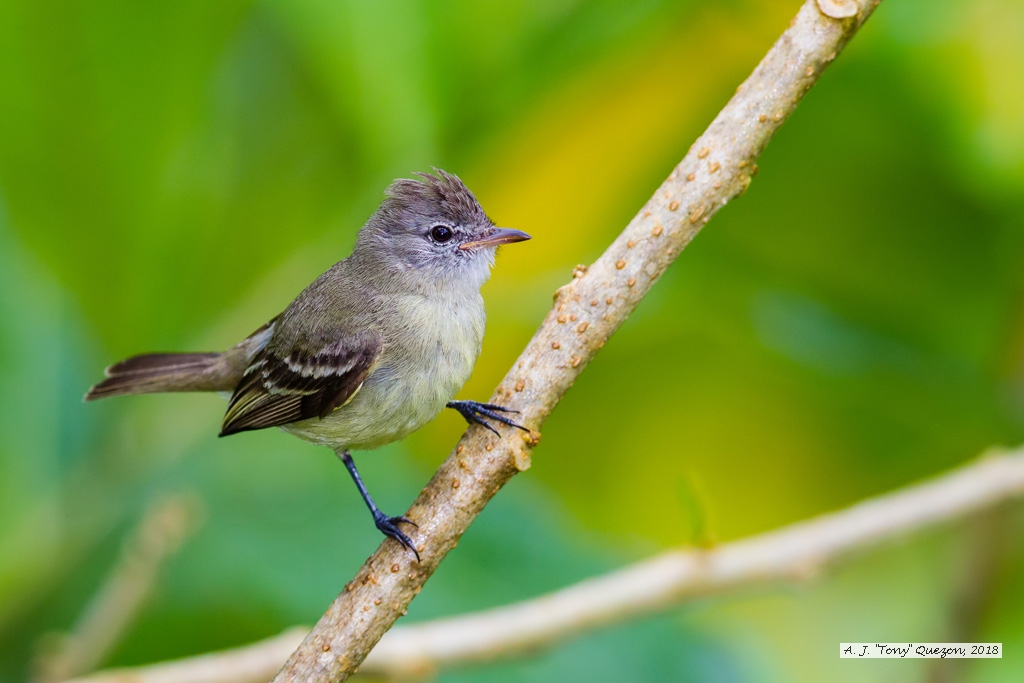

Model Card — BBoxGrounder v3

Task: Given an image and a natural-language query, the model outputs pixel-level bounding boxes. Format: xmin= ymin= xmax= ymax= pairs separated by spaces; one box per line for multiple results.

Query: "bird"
xmin=86 ymin=169 xmax=531 ymax=560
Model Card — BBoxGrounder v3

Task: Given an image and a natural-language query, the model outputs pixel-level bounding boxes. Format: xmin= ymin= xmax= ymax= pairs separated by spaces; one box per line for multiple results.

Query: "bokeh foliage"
xmin=1 ymin=0 xmax=1024 ymax=681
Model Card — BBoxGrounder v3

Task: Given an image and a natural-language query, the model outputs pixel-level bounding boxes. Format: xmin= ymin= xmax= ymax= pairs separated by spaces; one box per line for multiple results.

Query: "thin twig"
xmin=63 ymin=629 xmax=309 ymax=683
xmin=36 ymin=492 xmax=204 ymax=682
xmin=924 ymin=508 xmax=1008 ymax=683
xmin=265 ymin=1 xmax=885 ymax=680
xmin=66 ymin=448 xmax=1024 ymax=683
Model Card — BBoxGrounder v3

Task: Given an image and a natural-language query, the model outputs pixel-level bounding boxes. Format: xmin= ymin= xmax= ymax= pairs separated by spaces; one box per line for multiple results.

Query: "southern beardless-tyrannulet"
xmin=86 ymin=170 xmax=531 ymax=558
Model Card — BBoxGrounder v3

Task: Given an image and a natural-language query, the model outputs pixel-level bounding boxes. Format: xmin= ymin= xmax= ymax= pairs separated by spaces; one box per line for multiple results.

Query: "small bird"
xmin=86 ymin=169 xmax=531 ymax=560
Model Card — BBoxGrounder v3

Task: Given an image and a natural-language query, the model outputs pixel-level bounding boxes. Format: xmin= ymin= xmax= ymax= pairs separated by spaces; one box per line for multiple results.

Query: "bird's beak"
xmin=459 ymin=227 xmax=532 ymax=251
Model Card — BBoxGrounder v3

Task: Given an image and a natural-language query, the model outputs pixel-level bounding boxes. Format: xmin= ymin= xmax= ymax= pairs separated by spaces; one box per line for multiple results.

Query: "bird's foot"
xmin=373 ymin=511 xmax=420 ymax=561
xmin=446 ymin=400 xmax=528 ymax=436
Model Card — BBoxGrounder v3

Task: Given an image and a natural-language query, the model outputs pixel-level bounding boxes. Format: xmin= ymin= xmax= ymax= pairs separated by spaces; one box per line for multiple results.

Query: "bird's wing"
xmin=220 ymin=328 xmax=382 ymax=436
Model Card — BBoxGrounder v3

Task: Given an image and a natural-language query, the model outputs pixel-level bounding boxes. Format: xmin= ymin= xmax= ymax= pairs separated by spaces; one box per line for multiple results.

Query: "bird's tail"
xmin=85 ymin=352 xmax=230 ymax=400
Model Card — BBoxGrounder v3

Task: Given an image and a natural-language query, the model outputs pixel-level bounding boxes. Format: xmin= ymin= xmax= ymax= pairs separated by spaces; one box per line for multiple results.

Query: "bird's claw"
xmin=373 ymin=511 xmax=420 ymax=561
xmin=447 ymin=400 xmax=528 ymax=435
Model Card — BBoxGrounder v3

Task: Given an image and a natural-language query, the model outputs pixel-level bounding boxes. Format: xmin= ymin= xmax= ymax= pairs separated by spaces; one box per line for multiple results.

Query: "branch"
xmin=67 ymin=447 xmax=1024 ymax=683
xmin=363 ymin=449 xmax=1024 ymax=678
xmin=37 ymin=493 xmax=203 ymax=682
xmin=266 ymin=1 xmax=885 ymax=680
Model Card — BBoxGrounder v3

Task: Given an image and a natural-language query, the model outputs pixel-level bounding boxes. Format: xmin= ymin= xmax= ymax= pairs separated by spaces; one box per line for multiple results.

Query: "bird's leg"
xmin=446 ymin=400 xmax=528 ymax=436
xmin=337 ymin=450 xmax=419 ymax=561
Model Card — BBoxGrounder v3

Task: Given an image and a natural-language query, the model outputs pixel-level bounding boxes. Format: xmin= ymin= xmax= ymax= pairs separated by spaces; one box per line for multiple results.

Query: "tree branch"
xmin=37 ymin=493 xmax=203 ymax=682
xmin=65 ymin=629 xmax=308 ymax=683
xmin=67 ymin=447 xmax=1024 ymax=683
xmin=263 ymin=1 xmax=885 ymax=680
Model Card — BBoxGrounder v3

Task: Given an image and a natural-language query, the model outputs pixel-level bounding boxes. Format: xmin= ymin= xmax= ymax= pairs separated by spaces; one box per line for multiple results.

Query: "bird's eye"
xmin=430 ymin=224 xmax=454 ymax=243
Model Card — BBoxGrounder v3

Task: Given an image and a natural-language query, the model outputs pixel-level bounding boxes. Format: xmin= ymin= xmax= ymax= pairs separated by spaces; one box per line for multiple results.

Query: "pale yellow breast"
xmin=281 ymin=290 xmax=486 ymax=451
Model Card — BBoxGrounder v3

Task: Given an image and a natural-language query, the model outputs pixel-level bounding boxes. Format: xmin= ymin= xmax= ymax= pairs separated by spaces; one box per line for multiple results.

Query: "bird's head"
xmin=356 ymin=169 xmax=530 ymax=287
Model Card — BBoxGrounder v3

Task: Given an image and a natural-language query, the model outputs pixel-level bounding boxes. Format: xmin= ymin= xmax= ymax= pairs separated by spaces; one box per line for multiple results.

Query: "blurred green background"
xmin=2 ymin=0 xmax=1024 ymax=680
